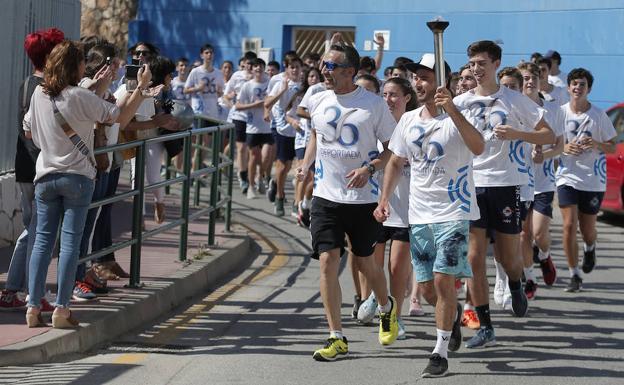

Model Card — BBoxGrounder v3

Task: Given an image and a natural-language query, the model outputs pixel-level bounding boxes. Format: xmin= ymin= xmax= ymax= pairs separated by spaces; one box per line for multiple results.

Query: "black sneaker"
xmin=351 ymin=295 xmax=362 ymax=319
xmin=274 ymin=198 xmax=285 ymax=216
xmin=582 ymin=248 xmax=596 ymax=274
xmin=510 ymin=288 xmax=528 ymax=317
xmin=565 ymin=274 xmax=583 ymax=292
xmin=266 ymin=179 xmax=277 ymax=203
xmin=297 ymin=202 xmax=311 ymax=228
xmin=532 ymin=244 xmax=540 ymax=265
xmin=421 ymin=353 xmax=449 ymax=378
xmin=448 ymin=302 xmax=462 ymax=352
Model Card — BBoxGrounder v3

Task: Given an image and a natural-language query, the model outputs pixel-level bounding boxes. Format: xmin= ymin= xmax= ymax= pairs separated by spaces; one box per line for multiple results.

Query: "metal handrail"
xmin=80 ymin=114 xmax=235 ymax=287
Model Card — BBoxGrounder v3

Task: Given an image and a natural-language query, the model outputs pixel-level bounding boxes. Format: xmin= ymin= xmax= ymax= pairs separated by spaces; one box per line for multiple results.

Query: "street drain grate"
xmin=105 ymin=341 xmax=193 ymax=354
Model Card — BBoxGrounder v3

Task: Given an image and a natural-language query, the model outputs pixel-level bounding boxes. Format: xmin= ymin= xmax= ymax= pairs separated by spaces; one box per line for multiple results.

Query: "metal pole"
xmin=165 ymin=154 xmax=171 ymax=195
xmin=193 ymin=117 xmax=202 ymax=207
xmin=208 ymin=129 xmax=220 ymax=245
xmin=225 ymin=125 xmax=235 ymax=231
xmin=129 ymin=143 xmax=145 ymax=287
xmin=427 ymin=17 xmax=450 ymax=115
xmin=179 ymin=134 xmax=192 ymax=261
xmin=217 ymin=127 xmax=223 ymax=218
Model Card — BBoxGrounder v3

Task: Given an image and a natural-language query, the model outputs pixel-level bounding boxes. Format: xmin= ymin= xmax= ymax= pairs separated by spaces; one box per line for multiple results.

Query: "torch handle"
xmin=432 ymin=32 xmax=446 ymax=115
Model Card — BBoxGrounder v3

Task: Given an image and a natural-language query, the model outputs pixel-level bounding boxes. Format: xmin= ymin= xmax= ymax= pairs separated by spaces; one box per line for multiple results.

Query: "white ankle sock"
xmin=584 ymin=242 xmax=595 ymax=252
xmin=524 ymin=266 xmax=537 ymax=282
xmin=538 ymin=248 xmax=550 ymax=261
xmin=432 ymin=329 xmax=452 ymax=358
xmin=378 ymin=297 xmax=392 ymax=313
xmin=302 ymin=197 xmax=311 ymax=210
xmin=330 ymin=330 xmax=344 ymax=340
xmin=463 ymin=303 xmax=475 ymax=311
xmin=569 ymin=266 xmax=581 ymax=277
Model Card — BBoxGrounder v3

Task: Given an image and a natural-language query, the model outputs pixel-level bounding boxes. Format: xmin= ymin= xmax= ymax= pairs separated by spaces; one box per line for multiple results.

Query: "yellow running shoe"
xmin=312 ymin=337 xmax=348 ymax=361
xmin=378 ymin=296 xmax=398 ymax=345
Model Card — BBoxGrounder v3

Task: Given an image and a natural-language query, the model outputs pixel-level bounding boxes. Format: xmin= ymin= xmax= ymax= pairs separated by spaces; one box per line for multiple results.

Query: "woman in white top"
xmin=358 ymin=77 xmax=416 ymax=340
xmin=24 ymin=40 xmax=158 ymax=328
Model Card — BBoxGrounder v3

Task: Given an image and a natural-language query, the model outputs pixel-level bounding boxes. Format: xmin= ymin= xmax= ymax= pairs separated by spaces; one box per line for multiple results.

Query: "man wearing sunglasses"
xmin=296 ymin=44 xmax=399 ymax=361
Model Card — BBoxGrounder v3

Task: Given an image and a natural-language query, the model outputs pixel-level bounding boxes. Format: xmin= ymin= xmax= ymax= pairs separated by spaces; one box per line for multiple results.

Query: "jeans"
xmin=5 ymin=183 xmax=37 ymax=292
xmin=28 ymin=173 xmax=94 ymax=308
xmin=76 ymin=171 xmax=109 ymax=282
xmin=94 ymin=166 xmax=121 ymax=263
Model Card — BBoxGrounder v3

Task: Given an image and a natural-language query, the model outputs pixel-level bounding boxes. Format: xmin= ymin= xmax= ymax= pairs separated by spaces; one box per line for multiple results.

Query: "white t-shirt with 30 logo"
xmin=309 ymin=86 xmax=395 ymax=204
xmin=185 ymin=66 xmax=224 ymax=118
xmin=555 ymin=103 xmax=617 ymax=192
xmin=453 ymin=86 xmax=545 ymax=187
xmin=389 ymin=106 xmax=480 ymax=225
xmin=238 ymin=79 xmax=269 ymax=134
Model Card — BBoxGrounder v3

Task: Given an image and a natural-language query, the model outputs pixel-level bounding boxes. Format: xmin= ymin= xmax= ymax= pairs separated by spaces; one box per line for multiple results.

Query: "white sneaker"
xmin=397 ymin=318 xmax=406 ymax=340
xmin=247 ymin=187 xmax=257 ymax=199
xmin=357 ymin=292 xmax=378 ymax=324
xmin=257 ymin=180 xmax=266 ymax=194
xmin=502 ymin=286 xmax=512 ymax=310
xmin=494 ymin=278 xmax=505 ymax=305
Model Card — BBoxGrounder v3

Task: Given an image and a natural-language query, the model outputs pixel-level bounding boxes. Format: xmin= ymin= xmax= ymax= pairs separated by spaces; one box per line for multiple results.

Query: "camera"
xmin=105 ymin=56 xmax=112 ymax=66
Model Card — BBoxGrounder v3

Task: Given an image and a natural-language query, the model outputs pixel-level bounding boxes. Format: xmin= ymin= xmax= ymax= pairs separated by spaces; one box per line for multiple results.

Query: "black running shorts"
xmin=310 ymin=197 xmax=382 ymax=257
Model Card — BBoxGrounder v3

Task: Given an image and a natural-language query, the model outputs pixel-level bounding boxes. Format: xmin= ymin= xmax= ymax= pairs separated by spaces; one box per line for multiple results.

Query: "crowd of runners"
xmin=1 ymin=27 xmax=616 ymax=379
xmin=212 ymin=33 xmax=614 ymax=377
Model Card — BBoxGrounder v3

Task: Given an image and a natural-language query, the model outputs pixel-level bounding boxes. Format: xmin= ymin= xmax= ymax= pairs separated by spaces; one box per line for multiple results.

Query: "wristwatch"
xmin=366 ymin=163 xmax=376 ymax=175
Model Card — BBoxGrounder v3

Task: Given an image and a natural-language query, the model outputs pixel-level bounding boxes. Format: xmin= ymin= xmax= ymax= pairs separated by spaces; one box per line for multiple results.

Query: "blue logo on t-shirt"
xmin=509 ymin=140 xmax=526 ymax=172
xmin=447 ymin=165 xmax=471 ymax=213
xmin=543 ymin=158 xmax=555 ymax=183
xmin=594 ymin=154 xmax=607 ymax=184
xmin=324 ymin=106 xmax=359 ymax=147
xmin=314 ymin=159 xmax=324 ymax=188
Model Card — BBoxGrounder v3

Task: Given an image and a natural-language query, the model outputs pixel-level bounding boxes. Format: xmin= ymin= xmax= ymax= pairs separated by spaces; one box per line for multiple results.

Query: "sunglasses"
xmin=322 ymin=61 xmax=351 ymax=71
xmin=134 ymin=50 xmax=150 ymax=57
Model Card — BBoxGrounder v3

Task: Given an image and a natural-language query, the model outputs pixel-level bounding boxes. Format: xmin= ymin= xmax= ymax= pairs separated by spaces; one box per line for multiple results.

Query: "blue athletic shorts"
xmin=533 ymin=191 xmax=554 ymax=218
xmin=557 ymin=185 xmax=604 ymax=215
xmin=295 ymin=147 xmax=306 ymax=160
xmin=275 ymin=133 xmax=295 ymax=162
xmin=409 ymin=220 xmax=473 ymax=283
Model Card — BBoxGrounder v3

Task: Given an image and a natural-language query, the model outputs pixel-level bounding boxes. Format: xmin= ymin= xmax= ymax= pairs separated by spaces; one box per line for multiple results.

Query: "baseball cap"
xmin=405 ymin=53 xmax=452 ymax=78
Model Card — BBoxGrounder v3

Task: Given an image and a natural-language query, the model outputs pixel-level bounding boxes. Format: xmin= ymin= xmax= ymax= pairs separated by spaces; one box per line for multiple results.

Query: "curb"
xmin=0 ymin=233 xmax=251 ymax=367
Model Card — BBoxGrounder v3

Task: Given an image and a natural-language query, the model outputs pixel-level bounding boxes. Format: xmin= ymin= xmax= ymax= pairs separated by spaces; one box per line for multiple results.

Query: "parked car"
xmin=601 ymin=103 xmax=624 ymax=213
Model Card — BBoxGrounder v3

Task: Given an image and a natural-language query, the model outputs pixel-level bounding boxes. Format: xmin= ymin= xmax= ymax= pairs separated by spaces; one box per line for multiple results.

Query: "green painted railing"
xmin=83 ymin=115 xmax=235 ymax=287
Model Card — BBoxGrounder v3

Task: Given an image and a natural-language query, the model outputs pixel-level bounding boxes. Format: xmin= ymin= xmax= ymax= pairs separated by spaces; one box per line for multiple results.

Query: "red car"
xmin=601 ymin=103 xmax=624 ymax=213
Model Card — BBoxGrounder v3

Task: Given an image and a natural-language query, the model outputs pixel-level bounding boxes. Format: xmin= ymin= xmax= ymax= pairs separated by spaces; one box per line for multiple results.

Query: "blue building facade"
xmin=129 ymin=0 xmax=624 ymax=108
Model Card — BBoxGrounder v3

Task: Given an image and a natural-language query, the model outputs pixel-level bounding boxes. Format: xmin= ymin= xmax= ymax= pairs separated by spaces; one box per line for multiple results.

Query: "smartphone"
xmin=125 ymin=64 xmax=141 ymax=80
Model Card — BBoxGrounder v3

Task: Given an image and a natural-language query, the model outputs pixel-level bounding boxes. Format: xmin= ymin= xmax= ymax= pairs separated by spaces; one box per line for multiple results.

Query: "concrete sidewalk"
xmin=0 ymin=185 xmax=251 ymax=366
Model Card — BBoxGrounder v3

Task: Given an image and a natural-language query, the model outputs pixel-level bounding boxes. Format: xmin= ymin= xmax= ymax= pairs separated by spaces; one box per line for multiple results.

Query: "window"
xmin=292 ymin=27 xmax=355 ymax=58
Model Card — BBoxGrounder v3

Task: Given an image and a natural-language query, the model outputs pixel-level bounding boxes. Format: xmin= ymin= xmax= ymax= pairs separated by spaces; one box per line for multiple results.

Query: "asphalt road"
xmin=2 ymin=187 xmax=624 ymax=385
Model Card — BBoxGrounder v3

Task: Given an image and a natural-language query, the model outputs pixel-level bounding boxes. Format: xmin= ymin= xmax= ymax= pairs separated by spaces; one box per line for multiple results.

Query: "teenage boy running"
xmin=556 ymin=68 xmax=616 ymax=292
xmin=376 ymin=54 xmax=484 ymax=377
xmin=171 ymin=57 xmax=191 ymax=106
xmin=517 ymin=62 xmax=564 ymax=295
xmin=223 ymin=52 xmax=256 ymax=193
xmin=184 ymin=43 xmax=224 ymax=118
xmin=296 ymin=44 xmax=399 ymax=361
xmin=235 ymin=58 xmax=272 ymax=198
xmin=454 ymin=41 xmax=554 ymax=349
xmin=264 ymin=56 xmax=303 ymax=216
